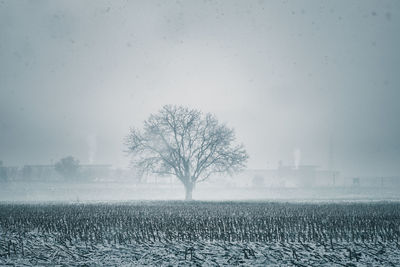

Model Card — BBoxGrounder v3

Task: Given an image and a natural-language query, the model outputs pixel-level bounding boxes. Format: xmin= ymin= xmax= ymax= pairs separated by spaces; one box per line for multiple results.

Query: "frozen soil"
xmin=1 ymin=233 xmax=400 ymax=266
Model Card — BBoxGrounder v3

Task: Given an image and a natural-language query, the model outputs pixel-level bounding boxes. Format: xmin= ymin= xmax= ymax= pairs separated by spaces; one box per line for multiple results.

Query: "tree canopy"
xmin=125 ymin=105 xmax=248 ymax=200
xmin=55 ymin=156 xmax=80 ymax=180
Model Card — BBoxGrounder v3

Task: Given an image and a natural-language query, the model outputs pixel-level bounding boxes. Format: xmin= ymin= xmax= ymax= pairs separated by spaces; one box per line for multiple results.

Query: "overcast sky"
xmin=0 ymin=0 xmax=399 ymax=176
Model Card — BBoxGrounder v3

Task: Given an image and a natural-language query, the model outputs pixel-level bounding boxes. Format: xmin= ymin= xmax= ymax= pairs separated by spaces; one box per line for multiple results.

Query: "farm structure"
xmin=217 ymin=166 xmax=400 ymax=189
xmin=0 ymin=163 xmax=119 ymax=182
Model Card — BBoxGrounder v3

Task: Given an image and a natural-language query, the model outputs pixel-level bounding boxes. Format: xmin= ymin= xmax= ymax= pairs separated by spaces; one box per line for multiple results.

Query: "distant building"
xmin=79 ymin=164 xmax=112 ymax=181
xmin=345 ymin=176 xmax=400 ymax=188
xmin=21 ymin=165 xmax=59 ymax=181
xmin=0 ymin=162 xmax=19 ymax=182
xmin=209 ymin=164 xmax=341 ymax=188
xmin=0 ymin=163 xmax=120 ymax=182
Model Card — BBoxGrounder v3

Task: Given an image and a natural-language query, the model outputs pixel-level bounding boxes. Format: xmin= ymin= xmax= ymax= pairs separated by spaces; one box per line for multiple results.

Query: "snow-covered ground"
xmin=1 ymin=201 xmax=399 ymax=266
xmin=1 ymin=181 xmax=399 ymax=202
xmin=1 ymin=234 xmax=399 ymax=266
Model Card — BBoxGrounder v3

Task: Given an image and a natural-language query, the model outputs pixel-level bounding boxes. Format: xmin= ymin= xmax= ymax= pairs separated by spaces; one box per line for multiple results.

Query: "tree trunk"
xmin=184 ymin=182 xmax=193 ymax=201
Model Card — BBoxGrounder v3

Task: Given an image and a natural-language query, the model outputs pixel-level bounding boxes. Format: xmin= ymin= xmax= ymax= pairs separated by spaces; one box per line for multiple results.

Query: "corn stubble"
xmin=0 ymin=202 xmax=399 ymax=266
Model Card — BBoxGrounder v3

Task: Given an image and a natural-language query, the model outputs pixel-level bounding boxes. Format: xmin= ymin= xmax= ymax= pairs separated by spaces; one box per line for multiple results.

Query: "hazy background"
xmin=1 ymin=0 xmax=399 ymax=177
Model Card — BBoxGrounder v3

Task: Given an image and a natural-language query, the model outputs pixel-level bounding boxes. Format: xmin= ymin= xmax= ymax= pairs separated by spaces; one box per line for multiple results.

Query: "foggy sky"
xmin=1 ymin=0 xmax=399 ymax=177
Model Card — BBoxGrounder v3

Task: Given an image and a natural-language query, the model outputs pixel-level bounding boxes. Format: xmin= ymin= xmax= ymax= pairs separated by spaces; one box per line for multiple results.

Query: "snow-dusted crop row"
xmin=1 ymin=202 xmax=399 ymax=265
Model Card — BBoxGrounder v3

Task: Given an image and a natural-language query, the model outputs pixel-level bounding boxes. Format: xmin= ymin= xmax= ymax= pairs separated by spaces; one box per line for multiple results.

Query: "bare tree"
xmin=125 ymin=105 xmax=248 ymax=200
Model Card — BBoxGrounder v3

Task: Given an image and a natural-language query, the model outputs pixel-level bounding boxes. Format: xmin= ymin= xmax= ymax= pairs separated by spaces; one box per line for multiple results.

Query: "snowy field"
xmin=1 ymin=201 xmax=400 ymax=266
xmin=1 ymin=181 xmax=400 ymax=202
